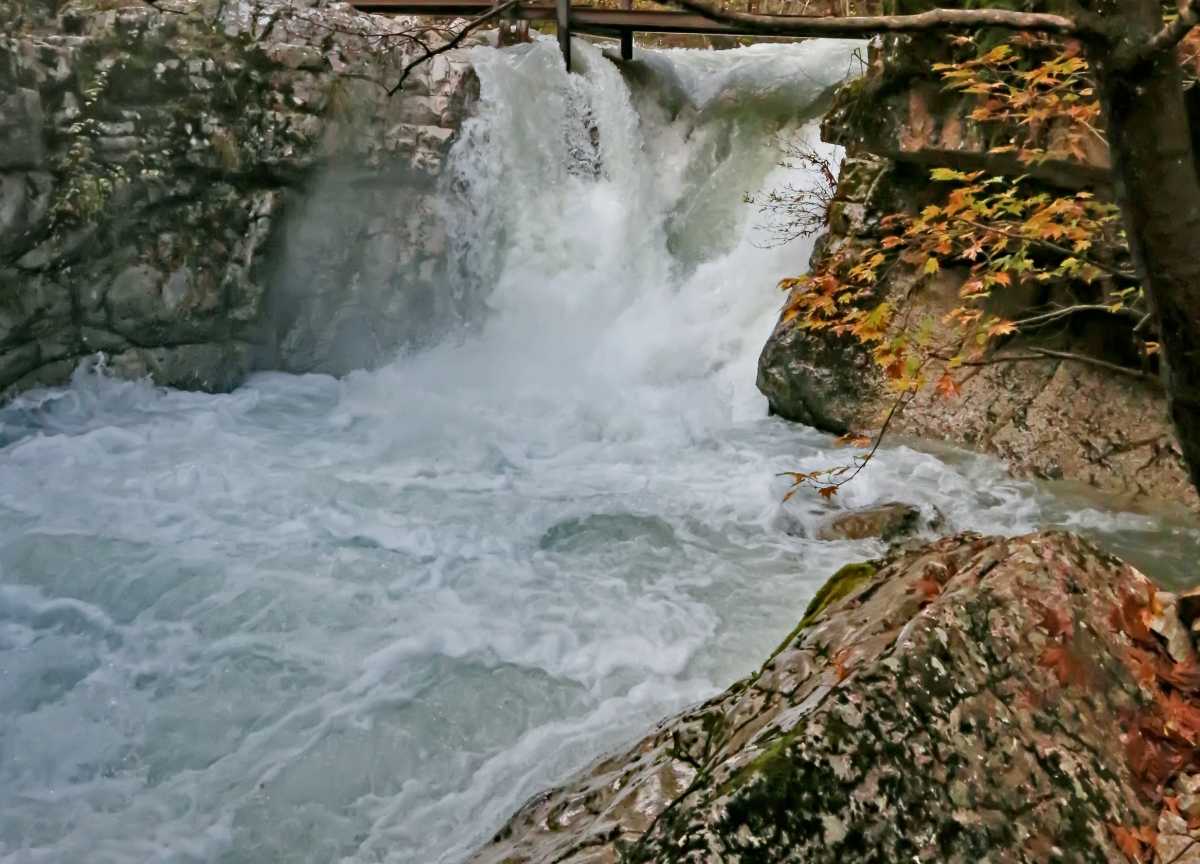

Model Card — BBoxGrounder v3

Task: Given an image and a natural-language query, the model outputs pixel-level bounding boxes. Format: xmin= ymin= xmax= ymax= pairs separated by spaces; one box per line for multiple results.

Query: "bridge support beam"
xmin=619 ymin=0 xmax=632 ymax=60
xmin=557 ymin=0 xmax=571 ymax=71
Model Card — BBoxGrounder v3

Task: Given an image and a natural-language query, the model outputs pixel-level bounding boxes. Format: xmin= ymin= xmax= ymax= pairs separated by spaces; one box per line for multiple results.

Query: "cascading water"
xmin=0 ymin=37 xmax=1196 ymax=864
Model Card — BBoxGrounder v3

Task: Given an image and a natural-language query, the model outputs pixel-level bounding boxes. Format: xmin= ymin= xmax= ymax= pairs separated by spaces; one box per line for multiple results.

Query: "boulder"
xmin=814 ymin=500 xmax=923 ymax=542
xmin=757 ymin=41 xmax=1198 ymax=511
xmin=472 ymin=531 xmax=1200 ymax=864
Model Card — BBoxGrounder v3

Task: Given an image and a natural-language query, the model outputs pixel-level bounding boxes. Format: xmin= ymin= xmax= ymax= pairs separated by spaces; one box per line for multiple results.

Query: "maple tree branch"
xmin=661 ymin=2 xmax=1089 ymax=39
xmin=948 ymin=215 xmax=1139 ymax=284
xmin=1145 ymin=1 xmax=1200 ymax=58
xmin=1011 ymin=303 xmax=1143 ymax=329
xmin=951 ymin=347 xmax=1157 ymax=384
xmin=388 ymin=0 xmax=518 ymax=94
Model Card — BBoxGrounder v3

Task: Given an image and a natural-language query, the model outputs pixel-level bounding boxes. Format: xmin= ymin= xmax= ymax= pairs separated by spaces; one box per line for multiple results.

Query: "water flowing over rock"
xmin=473 ymin=531 xmax=1200 ymax=864
xmin=0 ymin=0 xmax=476 ymax=397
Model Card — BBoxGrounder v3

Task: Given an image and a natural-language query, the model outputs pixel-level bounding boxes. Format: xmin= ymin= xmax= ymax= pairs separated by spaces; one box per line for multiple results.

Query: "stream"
xmin=1 ymin=37 xmax=1196 ymax=864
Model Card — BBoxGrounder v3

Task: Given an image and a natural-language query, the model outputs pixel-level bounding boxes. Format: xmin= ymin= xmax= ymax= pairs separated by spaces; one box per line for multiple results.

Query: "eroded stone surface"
xmin=473 ymin=531 xmax=1197 ymax=863
xmin=813 ymin=500 xmax=922 ymax=542
xmin=1 ymin=0 xmax=478 ymax=396
xmin=757 ymin=39 xmax=1197 ymax=511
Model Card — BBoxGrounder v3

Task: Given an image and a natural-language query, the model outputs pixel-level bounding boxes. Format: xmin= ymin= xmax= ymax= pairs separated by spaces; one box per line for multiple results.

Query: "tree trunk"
xmin=1088 ymin=1 xmax=1200 ymax=496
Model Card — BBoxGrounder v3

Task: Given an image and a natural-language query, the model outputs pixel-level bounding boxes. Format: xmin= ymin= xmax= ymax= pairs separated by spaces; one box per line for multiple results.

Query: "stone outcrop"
xmin=473 ymin=531 xmax=1200 ymax=863
xmin=1 ymin=0 xmax=476 ymax=397
xmin=756 ymin=38 xmax=1199 ymax=512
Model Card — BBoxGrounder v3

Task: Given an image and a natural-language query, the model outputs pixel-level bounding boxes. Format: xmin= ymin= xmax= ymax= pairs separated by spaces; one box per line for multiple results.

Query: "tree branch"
xmin=1011 ymin=303 xmax=1143 ymax=329
xmin=948 ymin=215 xmax=1139 ymax=284
xmin=388 ymin=0 xmax=519 ymax=95
xmin=1145 ymin=1 xmax=1200 ymax=58
xmin=660 ymin=2 xmax=1088 ymax=39
xmin=954 ymin=347 xmax=1158 ymax=384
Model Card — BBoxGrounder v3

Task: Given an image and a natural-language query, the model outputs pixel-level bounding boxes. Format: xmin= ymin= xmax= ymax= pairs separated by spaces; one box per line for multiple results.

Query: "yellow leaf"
xmin=923 ymin=257 xmax=941 ymax=276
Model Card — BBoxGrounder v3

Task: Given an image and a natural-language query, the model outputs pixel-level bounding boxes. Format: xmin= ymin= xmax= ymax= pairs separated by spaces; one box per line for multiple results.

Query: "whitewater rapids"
xmin=0 ymin=37 xmax=1193 ymax=863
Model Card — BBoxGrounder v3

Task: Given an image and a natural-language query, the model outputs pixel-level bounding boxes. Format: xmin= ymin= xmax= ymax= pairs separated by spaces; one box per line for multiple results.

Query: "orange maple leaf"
xmin=934 ymin=373 xmax=961 ymax=400
xmin=1108 ymin=823 xmax=1156 ymax=863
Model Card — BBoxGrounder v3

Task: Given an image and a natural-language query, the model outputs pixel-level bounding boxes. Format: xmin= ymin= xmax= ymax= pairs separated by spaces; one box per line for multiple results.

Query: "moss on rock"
xmin=470 ymin=532 xmax=1177 ymax=864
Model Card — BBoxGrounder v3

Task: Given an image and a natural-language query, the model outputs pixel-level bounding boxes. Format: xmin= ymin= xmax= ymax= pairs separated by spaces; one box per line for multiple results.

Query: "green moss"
xmin=803 ymin=562 xmax=877 ymax=623
xmin=764 ymin=562 xmax=877 ymax=663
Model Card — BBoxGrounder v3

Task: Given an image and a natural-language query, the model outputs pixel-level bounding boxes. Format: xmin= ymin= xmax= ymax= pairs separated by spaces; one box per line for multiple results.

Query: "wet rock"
xmin=814 ymin=500 xmax=921 ymax=542
xmin=0 ymin=0 xmax=481 ymax=397
xmin=757 ymin=38 xmax=1197 ymax=511
xmin=472 ymin=531 xmax=1199 ymax=864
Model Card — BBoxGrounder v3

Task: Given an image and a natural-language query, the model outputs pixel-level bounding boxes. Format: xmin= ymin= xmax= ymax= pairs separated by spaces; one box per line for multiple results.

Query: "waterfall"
xmin=0 ymin=37 xmax=1188 ymax=864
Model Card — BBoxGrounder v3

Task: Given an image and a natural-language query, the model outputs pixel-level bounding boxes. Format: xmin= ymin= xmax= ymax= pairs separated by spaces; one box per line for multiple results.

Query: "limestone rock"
xmin=757 ymin=39 xmax=1198 ymax=511
xmin=473 ymin=531 xmax=1198 ymax=863
xmin=0 ymin=0 xmax=481 ymax=397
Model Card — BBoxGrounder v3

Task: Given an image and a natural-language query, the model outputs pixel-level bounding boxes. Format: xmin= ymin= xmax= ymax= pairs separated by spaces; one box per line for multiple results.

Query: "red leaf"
xmin=1039 ymin=643 xmax=1093 ymax=688
xmin=1108 ymin=824 xmax=1155 ymax=863
xmin=833 ymin=648 xmax=854 ymax=682
xmin=915 ymin=577 xmax=943 ymax=602
xmin=1033 ymin=601 xmax=1073 ymax=639
xmin=934 ymin=372 xmax=961 ymax=400
xmin=1159 ymin=690 xmax=1200 ymax=745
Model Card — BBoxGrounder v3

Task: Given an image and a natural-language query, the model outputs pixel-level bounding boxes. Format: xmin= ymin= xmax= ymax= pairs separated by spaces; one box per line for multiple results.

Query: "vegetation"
xmin=651 ymin=0 xmax=1200 ymax=504
xmin=773 ymin=32 xmax=1151 ymax=496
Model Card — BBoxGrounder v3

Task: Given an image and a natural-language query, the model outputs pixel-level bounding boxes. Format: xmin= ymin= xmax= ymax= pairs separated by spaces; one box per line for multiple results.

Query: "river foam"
xmin=1 ymin=37 xmax=1194 ymax=864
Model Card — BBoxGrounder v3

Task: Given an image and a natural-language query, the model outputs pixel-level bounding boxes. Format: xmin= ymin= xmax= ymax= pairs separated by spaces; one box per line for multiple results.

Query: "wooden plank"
xmin=349 ymin=0 xmax=752 ymax=34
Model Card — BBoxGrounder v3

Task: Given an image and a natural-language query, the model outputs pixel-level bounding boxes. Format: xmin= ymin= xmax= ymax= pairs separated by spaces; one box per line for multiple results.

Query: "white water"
xmin=0 ymin=38 xmax=1194 ymax=864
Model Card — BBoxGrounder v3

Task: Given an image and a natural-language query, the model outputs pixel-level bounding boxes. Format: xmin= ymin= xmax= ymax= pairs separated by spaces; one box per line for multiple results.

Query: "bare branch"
xmin=1010 ymin=303 xmax=1143 ymax=329
xmin=952 ymin=347 xmax=1158 ymax=384
xmin=1145 ymin=0 xmax=1200 ymax=58
xmin=660 ymin=1 xmax=1087 ymax=39
xmin=388 ymin=0 xmax=519 ymax=95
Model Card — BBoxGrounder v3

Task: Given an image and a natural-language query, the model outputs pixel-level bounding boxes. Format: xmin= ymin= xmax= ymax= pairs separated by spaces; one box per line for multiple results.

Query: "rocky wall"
xmin=0 ymin=0 xmax=478 ymax=396
xmin=756 ymin=36 xmax=1199 ymax=512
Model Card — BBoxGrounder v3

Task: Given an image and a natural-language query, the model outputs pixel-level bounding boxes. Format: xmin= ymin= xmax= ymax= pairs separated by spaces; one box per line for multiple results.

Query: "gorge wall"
xmin=1 ymin=0 xmax=476 ymax=397
xmin=757 ymin=35 xmax=1200 ymax=513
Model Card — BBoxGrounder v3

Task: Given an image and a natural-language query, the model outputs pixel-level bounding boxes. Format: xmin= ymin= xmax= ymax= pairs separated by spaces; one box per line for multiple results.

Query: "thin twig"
xmin=951 ymin=348 xmax=1158 ymax=385
xmin=1163 ymin=834 xmax=1200 ymax=864
xmin=1011 ymin=303 xmax=1142 ymax=329
xmin=387 ymin=0 xmax=519 ymax=95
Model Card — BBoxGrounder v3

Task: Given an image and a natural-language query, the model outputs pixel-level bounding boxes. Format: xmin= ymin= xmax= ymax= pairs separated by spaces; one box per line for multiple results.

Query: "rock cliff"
xmin=1 ymin=0 xmax=476 ymax=396
xmin=756 ymin=36 xmax=1199 ymax=512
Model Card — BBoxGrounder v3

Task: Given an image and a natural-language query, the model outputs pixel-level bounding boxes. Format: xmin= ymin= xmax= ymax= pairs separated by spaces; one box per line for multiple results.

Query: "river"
xmin=0 ymin=36 xmax=1195 ymax=863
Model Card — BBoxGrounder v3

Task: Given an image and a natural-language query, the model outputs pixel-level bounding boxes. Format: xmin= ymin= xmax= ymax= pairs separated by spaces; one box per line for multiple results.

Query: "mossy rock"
xmin=765 ymin=561 xmax=877 ymax=663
